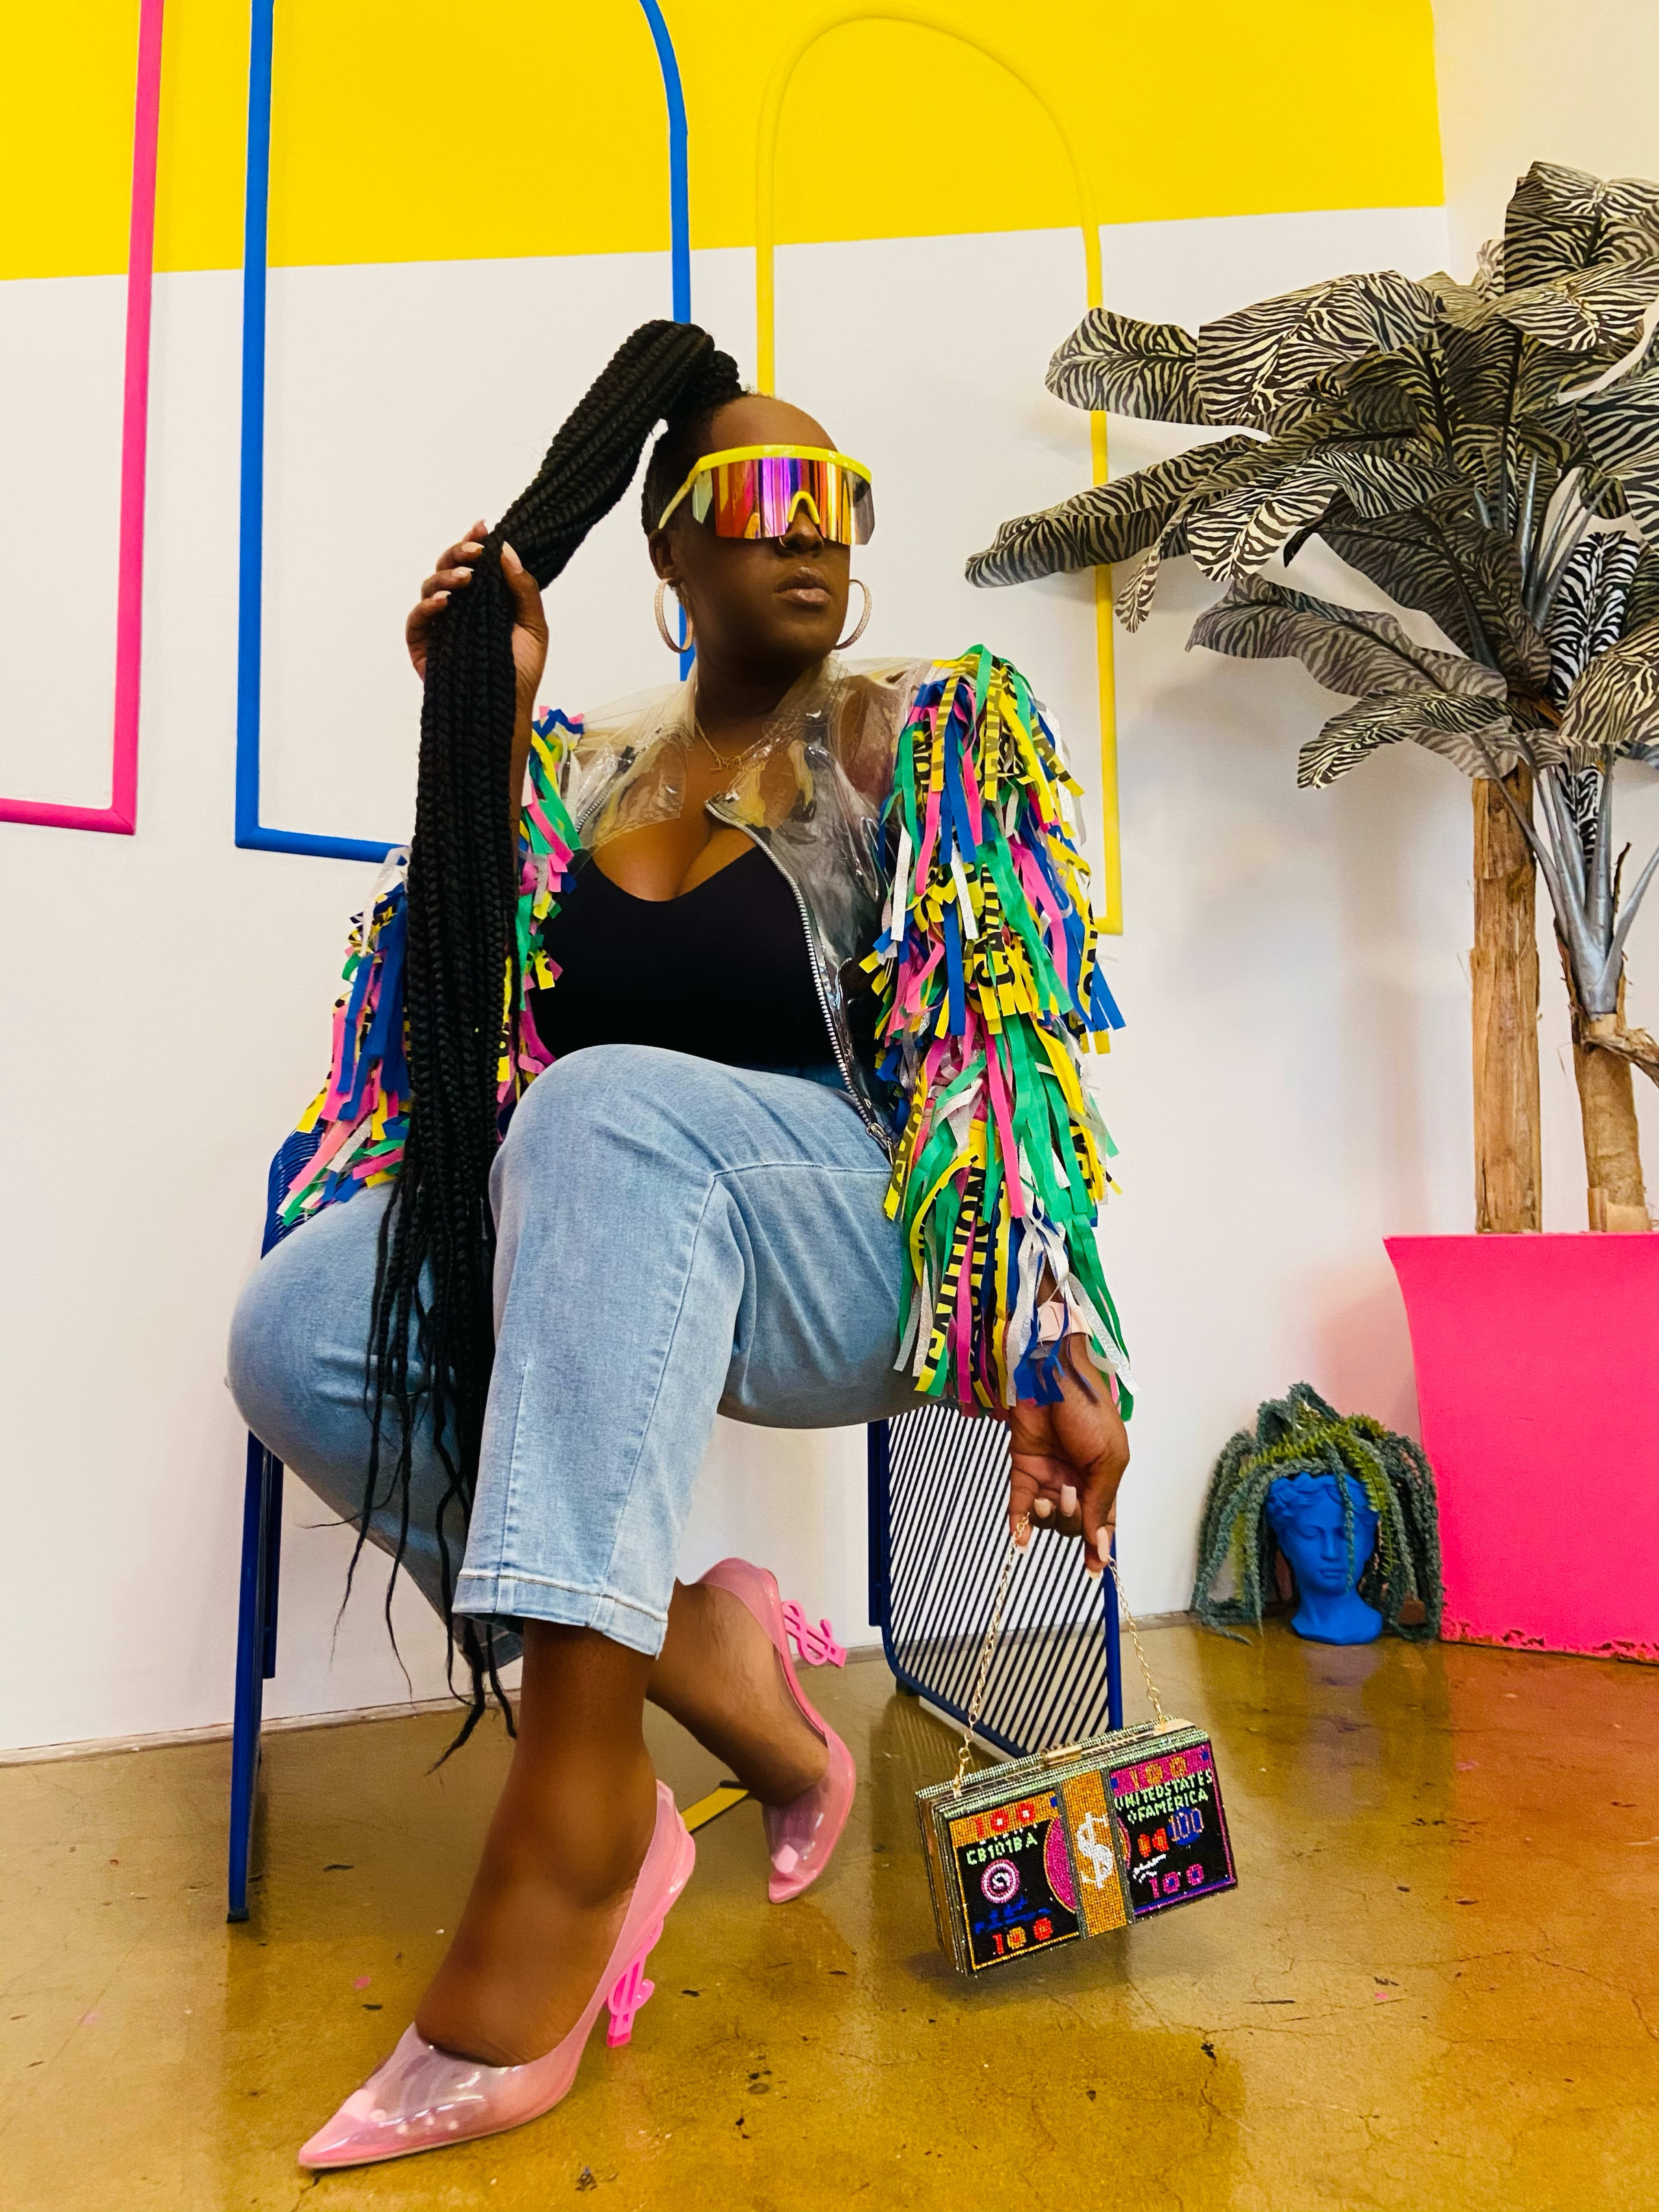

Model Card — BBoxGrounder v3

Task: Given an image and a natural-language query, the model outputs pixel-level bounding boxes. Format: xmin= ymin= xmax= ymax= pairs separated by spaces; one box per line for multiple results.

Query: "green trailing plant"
xmin=1191 ymin=1384 xmax=1443 ymax=1640
xmin=971 ymin=160 xmax=1659 ymax=1228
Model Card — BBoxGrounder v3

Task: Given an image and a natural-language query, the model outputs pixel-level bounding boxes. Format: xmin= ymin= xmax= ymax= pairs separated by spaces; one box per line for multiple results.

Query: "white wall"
xmin=22 ymin=192 xmax=1656 ymax=1752
xmin=1433 ymin=0 xmax=1659 ymax=271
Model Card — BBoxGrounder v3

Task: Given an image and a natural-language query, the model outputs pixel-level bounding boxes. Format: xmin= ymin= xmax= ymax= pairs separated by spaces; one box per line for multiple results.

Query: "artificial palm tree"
xmin=971 ymin=162 xmax=1659 ymax=1231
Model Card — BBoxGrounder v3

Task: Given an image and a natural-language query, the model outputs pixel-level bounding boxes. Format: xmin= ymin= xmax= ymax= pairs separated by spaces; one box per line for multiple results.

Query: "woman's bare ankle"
xmin=648 ymin=1581 xmax=829 ymax=1805
xmin=415 ymin=1627 xmax=658 ymax=2066
xmin=414 ymin=1747 xmax=656 ymax=2065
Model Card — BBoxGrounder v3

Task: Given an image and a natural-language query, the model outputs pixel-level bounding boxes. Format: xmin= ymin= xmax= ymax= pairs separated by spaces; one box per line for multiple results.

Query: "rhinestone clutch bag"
xmin=915 ymin=1531 xmax=1238 ymax=1975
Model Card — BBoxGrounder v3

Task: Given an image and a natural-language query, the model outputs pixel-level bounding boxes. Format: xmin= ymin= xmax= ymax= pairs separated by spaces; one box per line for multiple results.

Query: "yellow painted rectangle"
xmin=9 ymin=0 xmax=1442 ymax=281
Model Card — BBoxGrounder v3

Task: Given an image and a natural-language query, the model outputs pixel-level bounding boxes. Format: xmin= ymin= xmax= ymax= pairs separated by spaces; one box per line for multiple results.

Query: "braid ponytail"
xmin=363 ymin=320 xmax=744 ymax=1746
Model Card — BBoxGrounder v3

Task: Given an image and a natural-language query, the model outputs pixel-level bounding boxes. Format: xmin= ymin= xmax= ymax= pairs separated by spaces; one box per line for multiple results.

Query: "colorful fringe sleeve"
xmin=499 ymin=707 xmax=581 ymax=1107
xmin=275 ymin=856 xmax=412 ymax=1233
xmin=865 ymin=647 xmax=1133 ymax=1413
xmin=275 ymin=706 xmax=582 ymax=1233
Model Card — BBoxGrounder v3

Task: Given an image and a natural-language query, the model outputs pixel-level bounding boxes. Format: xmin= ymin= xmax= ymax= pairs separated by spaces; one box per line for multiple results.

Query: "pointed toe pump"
xmin=696 ymin=1557 xmax=856 ymax=1904
xmin=297 ymin=1779 xmax=694 ymax=2171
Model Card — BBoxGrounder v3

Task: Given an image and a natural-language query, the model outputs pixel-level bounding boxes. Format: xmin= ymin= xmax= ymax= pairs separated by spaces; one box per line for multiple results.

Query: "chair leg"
xmin=228 ymin=1435 xmax=276 ymax=1923
xmin=260 ymin=1455 xmax=284 ymax=1677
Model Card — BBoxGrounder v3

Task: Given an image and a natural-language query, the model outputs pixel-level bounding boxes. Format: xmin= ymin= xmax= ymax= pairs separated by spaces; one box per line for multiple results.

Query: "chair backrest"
xmin=871 ymin=1402 xmax=1117 ymax=1758
xmin=261 ymin=1128 xmax=323 ymax=1256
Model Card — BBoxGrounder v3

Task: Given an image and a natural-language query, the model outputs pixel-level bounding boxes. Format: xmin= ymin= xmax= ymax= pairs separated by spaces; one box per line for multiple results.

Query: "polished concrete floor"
xmin=2 ymin=1623 xmax=1655 ymax=2211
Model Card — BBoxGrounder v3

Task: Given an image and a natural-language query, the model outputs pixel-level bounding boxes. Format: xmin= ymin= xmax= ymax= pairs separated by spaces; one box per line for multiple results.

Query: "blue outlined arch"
xmin=234 ymin=0 xmax=692 ymax=860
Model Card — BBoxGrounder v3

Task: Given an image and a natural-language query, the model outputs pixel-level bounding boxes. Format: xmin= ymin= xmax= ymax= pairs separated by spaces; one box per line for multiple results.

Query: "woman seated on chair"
xmin=228 ymin=320 xmax=1133 ymax=2170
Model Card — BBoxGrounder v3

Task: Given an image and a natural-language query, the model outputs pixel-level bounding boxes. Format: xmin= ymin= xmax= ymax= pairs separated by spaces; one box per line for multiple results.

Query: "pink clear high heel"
xmin=297 ymin=1780 xmax=694 ymax=2171
xmin=696 ymin=1557 xmax=855 ymax=1904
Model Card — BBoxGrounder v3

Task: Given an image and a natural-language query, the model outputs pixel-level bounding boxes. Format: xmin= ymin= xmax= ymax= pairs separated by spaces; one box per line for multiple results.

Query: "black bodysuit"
xmin=531 ymin=845 xmax=871 ymax=1071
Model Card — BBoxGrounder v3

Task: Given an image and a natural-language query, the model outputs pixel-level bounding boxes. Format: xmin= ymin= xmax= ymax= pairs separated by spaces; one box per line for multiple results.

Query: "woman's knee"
xmin=225 ymin=1195 xmax=382 ymax=1479
xmin=226 ymin=1248 xmax=301 ymax=1451
xmin=496 ymin=1044 xmax=720 ymax=1183
xmin=506 ymin=1044 xmax=680 ymax=1136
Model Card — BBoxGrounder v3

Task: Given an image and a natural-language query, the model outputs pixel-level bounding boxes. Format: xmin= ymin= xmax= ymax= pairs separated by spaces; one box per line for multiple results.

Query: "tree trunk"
xmin=1471 ymin=771 xmax=1541 ymax=1233
xmin=1570 ymin=980 xmax=1651 ymax=1232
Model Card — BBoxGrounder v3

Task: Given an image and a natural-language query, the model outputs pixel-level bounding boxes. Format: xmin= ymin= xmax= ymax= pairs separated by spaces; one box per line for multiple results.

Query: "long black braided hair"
xmin=360 ymin=320 xmax=744 ymax=1745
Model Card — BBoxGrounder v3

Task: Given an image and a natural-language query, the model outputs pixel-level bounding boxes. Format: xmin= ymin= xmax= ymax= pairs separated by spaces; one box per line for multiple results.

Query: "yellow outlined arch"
xmin=754 ymin=3 xmax=1120 ymax=931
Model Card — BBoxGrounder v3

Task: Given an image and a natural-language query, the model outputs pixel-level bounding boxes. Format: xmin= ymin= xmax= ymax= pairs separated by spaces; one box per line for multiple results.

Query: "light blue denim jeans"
xmin=228 ymin=1046 xmax=926 ymax=1658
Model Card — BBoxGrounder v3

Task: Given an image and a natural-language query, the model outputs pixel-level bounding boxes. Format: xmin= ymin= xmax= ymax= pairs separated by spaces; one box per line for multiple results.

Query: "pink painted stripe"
xmin=0 ymin=0 xmax=162 ymax=835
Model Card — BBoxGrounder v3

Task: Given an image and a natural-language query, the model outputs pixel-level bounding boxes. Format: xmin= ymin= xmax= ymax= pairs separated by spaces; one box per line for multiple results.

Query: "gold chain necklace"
xmin=691 ymin=718 xmax=775 ymax=782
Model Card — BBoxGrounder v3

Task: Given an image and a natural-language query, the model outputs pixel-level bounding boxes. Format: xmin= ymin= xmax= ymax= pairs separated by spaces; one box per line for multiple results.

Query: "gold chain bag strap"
xmin=915 ymin=1519 xmax=1238 ymax=1976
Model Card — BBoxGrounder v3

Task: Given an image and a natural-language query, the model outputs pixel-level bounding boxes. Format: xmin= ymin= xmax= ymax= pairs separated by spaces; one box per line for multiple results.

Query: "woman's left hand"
xmin=407 ymin=520 xmax=549 ymax=727
xmin=1008 ymin=1338 xmax=1130 ymax=1574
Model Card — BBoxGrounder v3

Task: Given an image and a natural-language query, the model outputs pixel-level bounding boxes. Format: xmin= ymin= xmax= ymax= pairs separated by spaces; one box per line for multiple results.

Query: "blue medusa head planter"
xmin=1265 ymin=1471 xmax=1383 ymax=1645
xmin=1192 ymin=1386 xmax=1442 ymax=1642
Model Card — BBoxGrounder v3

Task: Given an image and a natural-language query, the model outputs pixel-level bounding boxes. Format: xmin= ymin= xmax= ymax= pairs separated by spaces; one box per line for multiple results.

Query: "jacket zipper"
xmin=711 ymin=803 xmax=893 ymax=1156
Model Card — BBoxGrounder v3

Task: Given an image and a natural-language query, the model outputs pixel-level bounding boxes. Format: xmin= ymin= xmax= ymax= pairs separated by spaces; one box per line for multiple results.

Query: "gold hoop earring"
xmin=655 ymin=579 xmax=690 ymax=653
xmin=836 ymin=577 xmax=872 ymax=652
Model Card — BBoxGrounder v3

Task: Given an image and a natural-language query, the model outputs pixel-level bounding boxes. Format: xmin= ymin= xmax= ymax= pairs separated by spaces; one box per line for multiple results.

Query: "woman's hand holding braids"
xmin=1008 ymin=1338 xmax=1130 ymax=1575
xmin=407 ymin=518 xmax=551 ymax=823
xmin=407 ymin=519 xmax=550 ymax=710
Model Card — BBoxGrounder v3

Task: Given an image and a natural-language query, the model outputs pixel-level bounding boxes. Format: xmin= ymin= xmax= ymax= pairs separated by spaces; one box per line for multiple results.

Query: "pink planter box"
xmin=1387 ymin=1234 xmax=1659 ymax=1662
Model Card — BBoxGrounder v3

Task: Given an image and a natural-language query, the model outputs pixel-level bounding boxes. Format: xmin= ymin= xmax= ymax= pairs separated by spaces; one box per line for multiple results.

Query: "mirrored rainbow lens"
xmin=691 ymin=455 xmax=874 ymax=544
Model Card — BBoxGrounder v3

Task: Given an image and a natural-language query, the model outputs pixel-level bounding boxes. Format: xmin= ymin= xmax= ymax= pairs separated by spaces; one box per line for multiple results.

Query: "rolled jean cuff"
xmin=452 ymin=1564 xmax=670 ymax=1659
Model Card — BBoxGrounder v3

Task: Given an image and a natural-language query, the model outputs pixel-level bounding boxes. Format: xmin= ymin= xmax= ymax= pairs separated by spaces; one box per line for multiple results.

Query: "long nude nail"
xmin=1060 ymin=1484 xmax=1077 ymax=1516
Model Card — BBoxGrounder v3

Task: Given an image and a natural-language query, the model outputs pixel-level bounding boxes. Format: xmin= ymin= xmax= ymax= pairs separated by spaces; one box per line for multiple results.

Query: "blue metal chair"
xmin=227 ymin=1128 xmax=320 ymax=1923
xmin=228 ymin=1170 xmax=1120 ymax=1915
xmin=868 ymin=1402 xmax=1122 ymax=1754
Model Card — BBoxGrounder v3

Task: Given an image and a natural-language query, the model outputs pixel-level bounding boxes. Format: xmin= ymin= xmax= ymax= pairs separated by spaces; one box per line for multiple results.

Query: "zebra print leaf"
xmin=1559 ymin=617 xmax=1659 ymax=762
xmin=1301 ymin=492 xmax=1550 ymax=689
xmin=1423 ymin=272 xmax=1487 ymax=320
xmin=1570 ymin=367 xmax=1659 ymax=517
xmin=1494 ymin=259 xmax=1659 ymax=358
xmin=1322 ymin=436 xmax=1466 ymax=519
xmin=1297 ymin=692 xmax=1524 ymax=789
xmin=1546 ymin=532 xmax=1642 ymax=697
xmin=1194 ymin=272 xmax=1439 ymax=431
xmin=964 ymin=435 xmax=1257 ymax=586
xmin=1624 ymin=543 xmax=1659 ymax=636
xmin=1582 ymin=464 xmax=1632 ymax=519
xmin=1186 ymin=463 xmax=1341 ymax=586
xmin=1565 ymin=364 xmax=1659 ymax=467
xmin=1045 ymin=309 xmax=1206 ymax=422
xmin=1435 ymin=320 xmax=1589 ymax=507
xmin=1504 ymin=161 xmax=1659 ymax=290
xmin=1609 ymin=456 xmax=1659 ymax=540
xmin=1335 ymin=331 xmax=1576 ymax=532
xmin=1337 ymin=342 xmax=1453 ymax=442
xmin=1115 ymin=546 xmax=1163 ymax=631
xmin=1189 ymin=575 xmax=1507 ymax=703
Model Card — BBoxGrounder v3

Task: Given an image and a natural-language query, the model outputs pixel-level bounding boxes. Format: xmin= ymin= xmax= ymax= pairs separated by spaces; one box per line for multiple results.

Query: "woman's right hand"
xmin=406 ymin=518 xmax=550 ymax=721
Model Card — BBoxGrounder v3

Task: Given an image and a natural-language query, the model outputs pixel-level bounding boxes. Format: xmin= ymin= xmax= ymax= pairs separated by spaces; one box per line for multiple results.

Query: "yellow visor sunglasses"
xmin=657 ymin=444 xmax=875 ymax=544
